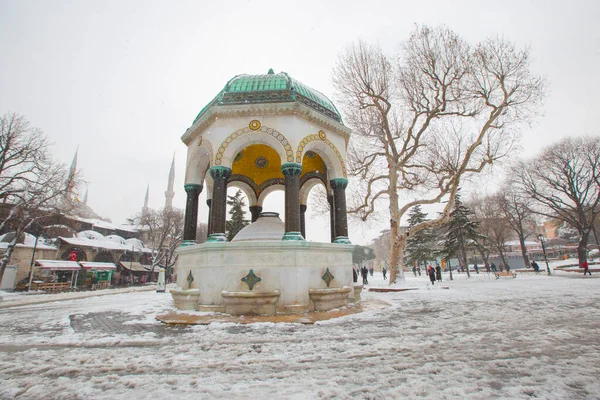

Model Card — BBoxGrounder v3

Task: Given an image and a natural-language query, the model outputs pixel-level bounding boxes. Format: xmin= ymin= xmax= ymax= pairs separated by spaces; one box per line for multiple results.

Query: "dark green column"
xmin=328 ymin=194 xmax=335 ymax=243
xmin=281 ymin=162 xmax=304 ymax=241
xmin=206 ymin=199 xmax=212 ymax=236
xmin=300 ymin=204 xmax=307 ymax=240
xmin=249 ymin=206 xmax=263 ymax=222
xmin=331 ymin=178 xmax=351 ymax=244
xmin=182 ymin=183 xmax=202 ymax=245
xmin=207 ymin=166 xmax=231 ymax=242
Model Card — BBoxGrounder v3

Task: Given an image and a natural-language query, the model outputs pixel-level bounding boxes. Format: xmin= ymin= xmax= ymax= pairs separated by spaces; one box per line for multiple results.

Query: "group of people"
xmin=426 ymin=264 xmax=443 ymax=285
xmin=353 ymin=265 xmax=388 ymax=285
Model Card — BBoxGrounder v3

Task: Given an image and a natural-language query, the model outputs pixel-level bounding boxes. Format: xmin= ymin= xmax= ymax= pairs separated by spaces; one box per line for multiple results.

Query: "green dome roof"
xmin=193 ymin=70 xmax=343 ymax=124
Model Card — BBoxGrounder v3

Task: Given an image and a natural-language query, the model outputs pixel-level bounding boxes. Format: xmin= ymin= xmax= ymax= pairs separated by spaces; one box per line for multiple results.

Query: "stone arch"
xmin=228 ymin=180 xmax=258 ymax=207
xmin=295 ymin=131 xmax=347 ymax=178
xmin=300 ymin=177 xmax=327 ymax=205
xmin=214 ymin=121 xmax=294 ymax=168
xmin=94 ymin=251 xmax=115 ymax=263
xmin=185 ymin=136 xmax=213 ymax=186
xmin=257 ymin=183 xmax=285 ymax=207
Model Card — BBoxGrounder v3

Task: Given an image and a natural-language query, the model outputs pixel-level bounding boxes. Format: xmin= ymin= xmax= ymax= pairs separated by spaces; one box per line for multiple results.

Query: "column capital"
xmin=184 ymin=183 xmax=202 ymax=194
xmin=281 ymin=162 xmax=302 ymax=177
xmin=209 ymin=166 xmax=232 ymax=180
xmin=330 ymin=178 xmax=348 ymax=190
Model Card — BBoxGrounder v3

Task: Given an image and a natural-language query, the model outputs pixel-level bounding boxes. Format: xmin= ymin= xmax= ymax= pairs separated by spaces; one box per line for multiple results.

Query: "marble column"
xmin=328 ymin=194 xmax=335 ymax=243
xmin=281 ymin=162 xmax=304 ymax=241
xmin=207 ymin=166 xmax=231 ymax=242
xmin=182 ymin=183 xmax=202 ymax=245
xmin=300 ymin=204 xmax=307 ymax=240
xmin=249 ymin=206 xmax=263 ymax=223
xmin=330 ymin=178 xmax=351 ymax=244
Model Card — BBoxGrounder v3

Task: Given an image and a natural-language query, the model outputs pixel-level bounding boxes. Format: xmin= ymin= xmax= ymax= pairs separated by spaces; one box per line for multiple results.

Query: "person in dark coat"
xmin=435 ymin=264 xmax=442 ymax=282
xmin=382 ymin=267 xmax=387 ymax=280
xmin=428 ymin=266 xmax=436 ymax=285
xmin=412 ymin=266 xmax=417 ymax=277
xmin=531 ymin=261 xmax=540 ymax=274
xmin=353 ymin=268 xmax=358 ymax=283
xmin=361 ymin=266 xmax=369 ymax=285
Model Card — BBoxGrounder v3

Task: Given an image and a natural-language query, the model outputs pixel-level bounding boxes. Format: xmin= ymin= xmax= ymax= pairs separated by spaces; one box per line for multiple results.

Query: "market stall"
xmin=79 ymin=262 xmax=116 ymax=290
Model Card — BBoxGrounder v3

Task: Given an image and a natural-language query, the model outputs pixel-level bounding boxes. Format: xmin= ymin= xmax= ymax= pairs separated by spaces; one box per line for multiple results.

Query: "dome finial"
xmin=267 ymin=68 xmax=274 ymax=75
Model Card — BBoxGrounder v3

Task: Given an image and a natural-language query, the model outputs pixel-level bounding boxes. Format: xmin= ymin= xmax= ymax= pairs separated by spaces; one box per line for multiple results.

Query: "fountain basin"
xmin=309 ymin=286 xmax=352 ymax=311
xmin=174 ymin=240 xmax=353 ymax=314
xmin=170 ymin=288 xmax=200 ymax=310
xmin=221 ymin=290 xmax=280 ymax=315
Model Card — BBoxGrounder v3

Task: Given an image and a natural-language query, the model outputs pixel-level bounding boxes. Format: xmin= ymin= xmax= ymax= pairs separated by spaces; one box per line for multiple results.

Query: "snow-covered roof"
xmin=34 ymin=260 xmax=80 ymax=271
xmin=67 ymin=215 xmax=139 ymax=233
xmin=0 ymin=232 xmax=57 ymax=250
xmin=58 ymin=236 xmax=154 ymax=254
xmin=77 ymin=230 xmax=105 ymax=241
xmin=105 ymin=235 xmax=127 ymax=245
xmin=79 ymin=262 xmax=117 ymax=270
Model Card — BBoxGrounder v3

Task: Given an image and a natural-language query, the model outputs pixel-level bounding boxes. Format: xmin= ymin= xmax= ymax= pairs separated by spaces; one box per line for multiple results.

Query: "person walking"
xmin=428 ymin=265 xmax=436 ymax=285
xmin=382 ymin=267 xmax=387 ymax=280
xmin=435 ymin=264 xmax=442 ymax=282
xmin=473 ymin=263 xmax=479 ymax=274
xmin=582 ymin=260 xmax=592 ymax=276
xmin=412 ymin=266 xmax=417 ymax=277
xmin=361 ymin=266 xmax=369 ymax=285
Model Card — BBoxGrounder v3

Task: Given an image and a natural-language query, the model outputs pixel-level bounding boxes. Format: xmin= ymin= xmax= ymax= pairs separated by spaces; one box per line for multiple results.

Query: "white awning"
xmin=79 ymin=262 xmax=117 ymax=270
xmin=35 ymin=260 xmax=81 ymax=271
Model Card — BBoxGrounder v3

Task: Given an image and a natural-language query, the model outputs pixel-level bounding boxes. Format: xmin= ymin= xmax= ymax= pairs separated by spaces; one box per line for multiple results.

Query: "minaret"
xmin=64 ymin=147 xmax=78 ymax=203
xmin=165 ymin=154 xmax=175 ymax=209
xmin=142 ymin=183 xmax=150 ymax=214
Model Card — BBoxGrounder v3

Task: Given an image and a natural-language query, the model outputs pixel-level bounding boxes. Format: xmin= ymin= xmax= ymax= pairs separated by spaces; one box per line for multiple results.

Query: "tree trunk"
xmin=388 ymin=170 xmax=402 ymax=284
xmin=518 ymin=234 xmax=530 ymax=268
xmin=578 ymin=230 xmax=590 ymax=264
xmin=0 ymin=239 xmax=17 ymax=284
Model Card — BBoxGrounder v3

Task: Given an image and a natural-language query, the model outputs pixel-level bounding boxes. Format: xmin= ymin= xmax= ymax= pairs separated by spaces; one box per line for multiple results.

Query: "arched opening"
xmin=94 ymin=251 xmax=115 ymax=263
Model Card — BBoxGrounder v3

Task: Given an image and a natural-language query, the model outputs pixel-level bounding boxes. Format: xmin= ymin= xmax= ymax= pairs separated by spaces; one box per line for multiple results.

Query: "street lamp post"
xmin=538 ymin=234 xmax=552 ymax=275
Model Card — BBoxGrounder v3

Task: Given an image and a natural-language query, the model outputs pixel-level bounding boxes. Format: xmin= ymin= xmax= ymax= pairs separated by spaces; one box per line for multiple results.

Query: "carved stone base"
xmin=282 ymin=231 xmax=304 ymax=241
xmin=195 ymin=304 xmax=226 ymax=313
xmin=309 ymin=286 xmax=351 ymax=311
xmin=333 ymin=236 xmax=352 ymax=244
xmin=206 ymin=233 xmax=227 ymax=242
xmin=351 ymin=284 xmax=363 ymax=302
xmin=221 ymin=290 xmax=281 ymax=316
xmin=170 ymin=289 xmax=200 ymax=310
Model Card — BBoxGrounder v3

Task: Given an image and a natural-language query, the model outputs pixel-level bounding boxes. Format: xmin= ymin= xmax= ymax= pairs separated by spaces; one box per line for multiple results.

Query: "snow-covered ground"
xmin=0 ymin=265 xmax=599 ymax=399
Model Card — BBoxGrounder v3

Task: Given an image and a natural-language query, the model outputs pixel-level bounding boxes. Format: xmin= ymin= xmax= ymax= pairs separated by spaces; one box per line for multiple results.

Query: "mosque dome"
xmin=193 ymin=70 xmax=343 ymax=125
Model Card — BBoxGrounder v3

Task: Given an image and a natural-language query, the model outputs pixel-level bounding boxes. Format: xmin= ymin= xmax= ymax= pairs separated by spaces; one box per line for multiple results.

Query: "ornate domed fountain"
xmin=171 ymin=70 xmax=359 ymax=315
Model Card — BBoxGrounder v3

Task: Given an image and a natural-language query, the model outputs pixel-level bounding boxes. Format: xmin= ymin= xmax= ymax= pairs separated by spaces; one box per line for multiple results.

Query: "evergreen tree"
xmin=405 ymin=205 xmax=436 ymax=268
xmin=225 ymin=190 xmax=249 ymax=241
xmin=441 ymin=192 xmax=480 ymax=278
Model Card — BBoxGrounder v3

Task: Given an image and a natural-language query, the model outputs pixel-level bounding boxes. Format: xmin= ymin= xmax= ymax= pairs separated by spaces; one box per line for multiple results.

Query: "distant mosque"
xmin=62 ymin=148 xmax=178 ymax=237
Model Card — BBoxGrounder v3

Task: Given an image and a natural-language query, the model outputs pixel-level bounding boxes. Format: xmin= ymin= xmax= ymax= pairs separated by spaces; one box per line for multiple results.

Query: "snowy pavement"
xmin=0 ymin=270 xmax=599 ymax=399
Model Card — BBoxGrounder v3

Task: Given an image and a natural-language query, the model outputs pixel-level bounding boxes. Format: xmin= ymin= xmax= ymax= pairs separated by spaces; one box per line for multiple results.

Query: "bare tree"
xmin=0 ymin=113 xmax=79 ymax=282
xmin=133 ymin=207 xmax=184 ymax=274
xmin=497 ymin=187 xmax=536 ymax=267
xmin=513 ymin=136 xmax=600 ymax=264
xmin=470 ymin=194 xmax=512 ymax=268
xmin=333 ymin=26 xmax=547 ymax=283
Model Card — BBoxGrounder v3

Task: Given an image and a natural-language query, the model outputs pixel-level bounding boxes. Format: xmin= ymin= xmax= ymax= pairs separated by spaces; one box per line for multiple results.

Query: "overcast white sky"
xmin=1 ymin=0 xmax=598 ymax=244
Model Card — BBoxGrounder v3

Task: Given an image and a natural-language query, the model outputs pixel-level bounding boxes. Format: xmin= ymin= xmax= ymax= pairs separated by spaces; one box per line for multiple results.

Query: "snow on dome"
xmin=125 ymin=238 xmax=145 ymax=249
xmin=105 ymin=235 xmax=127 ymax=245
xmin=77 ymin=230 xmax=105 ymax=241
xmin=231 ymin=212 xmax=284 ymax=241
